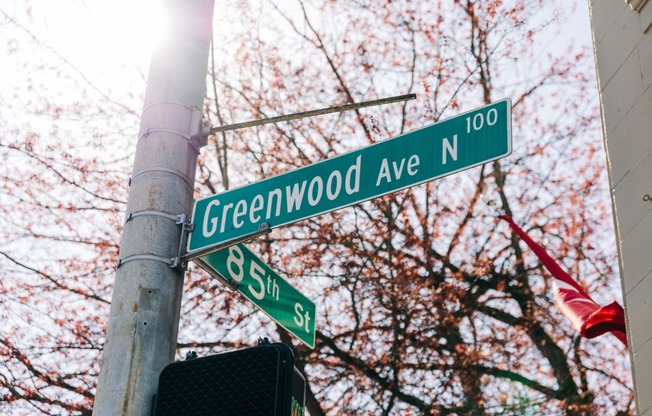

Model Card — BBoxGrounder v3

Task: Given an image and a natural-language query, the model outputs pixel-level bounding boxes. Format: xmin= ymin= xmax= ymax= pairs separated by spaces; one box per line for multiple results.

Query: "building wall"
xmin=589 ymin=0 xmax=652 ymax=413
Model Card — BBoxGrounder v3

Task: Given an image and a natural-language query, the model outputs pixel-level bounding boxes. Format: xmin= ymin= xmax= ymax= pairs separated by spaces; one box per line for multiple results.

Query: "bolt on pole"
xmin=92 ymin=1 xmax=215 ymax=415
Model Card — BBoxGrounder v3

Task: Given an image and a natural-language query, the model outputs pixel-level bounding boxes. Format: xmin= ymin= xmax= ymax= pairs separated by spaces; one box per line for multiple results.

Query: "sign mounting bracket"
xmin=183 ymin=222 xmax=271 ymax=261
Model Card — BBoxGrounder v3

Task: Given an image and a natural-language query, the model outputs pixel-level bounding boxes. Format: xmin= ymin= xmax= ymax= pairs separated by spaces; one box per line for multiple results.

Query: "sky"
xmin=1 ymin=0 xmax=162 ymax=91
xmin=0 ymin=0 xmax=596 ymax=113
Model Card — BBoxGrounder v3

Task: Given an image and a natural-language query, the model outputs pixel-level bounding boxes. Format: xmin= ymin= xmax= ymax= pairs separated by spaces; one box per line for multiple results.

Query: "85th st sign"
xmin=187 ymin=99 xmax=512 ymax=257
xmin=195 ymin=244 xmax=316 ymax=348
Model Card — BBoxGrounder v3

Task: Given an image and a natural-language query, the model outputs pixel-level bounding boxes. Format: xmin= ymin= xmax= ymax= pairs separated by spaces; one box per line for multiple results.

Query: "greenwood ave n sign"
xmin=188 ymin=99 xmax=511 ymax=255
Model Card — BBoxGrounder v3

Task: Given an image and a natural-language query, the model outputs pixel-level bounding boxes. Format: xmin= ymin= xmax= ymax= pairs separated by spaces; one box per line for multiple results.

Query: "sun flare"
xmin=31 ymin=0 xmax=168 ymax=81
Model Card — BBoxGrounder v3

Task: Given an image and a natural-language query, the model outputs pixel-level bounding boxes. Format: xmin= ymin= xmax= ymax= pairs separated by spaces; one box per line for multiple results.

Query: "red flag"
xmin=499 ymin=214 xmax=627 ymax=347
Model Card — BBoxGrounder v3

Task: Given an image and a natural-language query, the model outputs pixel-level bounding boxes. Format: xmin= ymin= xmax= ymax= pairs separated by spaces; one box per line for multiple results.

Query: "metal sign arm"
xmin=209 ymin=93 xmax=417 ymax=134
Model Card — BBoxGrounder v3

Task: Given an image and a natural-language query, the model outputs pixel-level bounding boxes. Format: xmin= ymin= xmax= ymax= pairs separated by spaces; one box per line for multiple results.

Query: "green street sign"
xmin=188 ymin=99 xmax=511 ymax=256
xmin=195 ymin=244 xmax=316 ymax=349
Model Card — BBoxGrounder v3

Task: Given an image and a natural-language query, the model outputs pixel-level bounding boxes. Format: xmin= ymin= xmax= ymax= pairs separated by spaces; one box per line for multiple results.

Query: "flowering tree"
xmin=0 ymin=0 xmax=634 ymax=414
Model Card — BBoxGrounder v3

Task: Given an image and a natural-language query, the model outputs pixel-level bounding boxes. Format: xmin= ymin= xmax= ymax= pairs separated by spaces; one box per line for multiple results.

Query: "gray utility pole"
xmin=92 ymin=1 xmax=215 ymax=415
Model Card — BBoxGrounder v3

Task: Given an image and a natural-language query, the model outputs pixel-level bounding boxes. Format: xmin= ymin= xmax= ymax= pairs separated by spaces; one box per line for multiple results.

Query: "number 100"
xmin=466 ymin=108 xmax=498 ymax=133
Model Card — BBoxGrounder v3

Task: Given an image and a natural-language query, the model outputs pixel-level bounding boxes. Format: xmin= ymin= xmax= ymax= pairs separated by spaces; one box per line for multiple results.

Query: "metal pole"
xmin=92 ymin=1 xmax=214 ymax=414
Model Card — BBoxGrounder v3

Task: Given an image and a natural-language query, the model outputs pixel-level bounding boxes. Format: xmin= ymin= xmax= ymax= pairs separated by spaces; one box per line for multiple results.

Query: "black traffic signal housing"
xmin=152 ymin=342 xmax=305 ymax=416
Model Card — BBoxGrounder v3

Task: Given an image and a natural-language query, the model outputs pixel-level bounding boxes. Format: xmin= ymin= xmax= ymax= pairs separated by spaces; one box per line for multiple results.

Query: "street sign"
xmin=195 ymin=244 xmax=316 ymax=348
xmin=188 ymin=99 xmax=511 ymax=256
